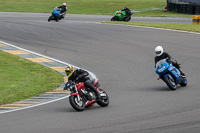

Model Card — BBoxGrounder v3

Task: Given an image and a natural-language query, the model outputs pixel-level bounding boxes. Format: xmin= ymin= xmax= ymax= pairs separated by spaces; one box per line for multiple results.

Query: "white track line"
xmin=0 ymin=40 xmax=96 ymax=114
xmin=98 ymin=22 xmax=200 ymax=35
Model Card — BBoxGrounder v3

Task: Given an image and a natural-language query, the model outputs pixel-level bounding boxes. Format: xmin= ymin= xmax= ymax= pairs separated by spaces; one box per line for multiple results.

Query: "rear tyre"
xmin=164 ymin=75 xmax=176 ymax=90
xmin=48 ymin=15 xmax=53 ymax=22
xmin=96 ymin=88 xmax=109 ymax=107
xmin=69 ymin=95 xmax=85 ymax=111
xmin=180 ymin=77 xmax=187 ymax=86
xmin=125 ymin=17 xmax=131 ymax=22
xmin=55 ymin=17 xmax=59 ymax=22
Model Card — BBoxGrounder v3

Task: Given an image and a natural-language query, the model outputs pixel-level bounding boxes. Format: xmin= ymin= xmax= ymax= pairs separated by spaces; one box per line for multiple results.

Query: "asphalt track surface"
xmin=0 ymin=12 xmax=200 ymax=133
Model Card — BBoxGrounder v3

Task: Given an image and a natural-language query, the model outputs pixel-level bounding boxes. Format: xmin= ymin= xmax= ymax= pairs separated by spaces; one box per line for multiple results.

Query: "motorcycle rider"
xmin=64 ymin=65 xmax=101 ymax=100
xmin=57 ymin=3 xmax=67 ymax=19
xmin=154 ymin=46 xmax=185 ymax=76
xmin=121 ymin=7 xmax=132 ymax=21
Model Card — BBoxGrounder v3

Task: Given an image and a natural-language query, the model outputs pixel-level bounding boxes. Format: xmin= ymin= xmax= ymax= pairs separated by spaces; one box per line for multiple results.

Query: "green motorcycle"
xmin=111 ymin=10 xmax=134 ymax=22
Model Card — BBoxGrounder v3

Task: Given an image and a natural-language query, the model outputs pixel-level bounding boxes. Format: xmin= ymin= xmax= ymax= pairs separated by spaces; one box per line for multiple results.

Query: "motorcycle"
xmin=111 ymin=10 xmax=134 ymax=22
xmin=64 ymin=79 xmax=109 ymax=111
xmin=48 ymin=7 xmax=62 ymax=22
xmin=155 ymin=59 xmax=187 ymax=90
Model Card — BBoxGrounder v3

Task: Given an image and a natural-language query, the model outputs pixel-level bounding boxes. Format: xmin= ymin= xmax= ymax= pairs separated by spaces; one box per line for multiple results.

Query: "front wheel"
xmin=164 ymin=75 xmax=176 ymax=90
xmin=69 ymin=95 xmax=85 ymax=111
xmin=97 ymin=88 xmax=109 ymax=107
xmin=111 ymin=16 xmax=118 ymax=21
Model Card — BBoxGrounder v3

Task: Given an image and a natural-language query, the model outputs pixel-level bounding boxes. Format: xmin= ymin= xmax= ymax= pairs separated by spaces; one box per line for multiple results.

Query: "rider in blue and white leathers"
xmin=154 ymin=46 xmax=185 ymax=76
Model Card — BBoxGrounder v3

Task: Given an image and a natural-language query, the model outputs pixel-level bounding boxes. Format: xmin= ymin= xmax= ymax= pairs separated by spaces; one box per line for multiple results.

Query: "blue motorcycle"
xmin=48 ymin=8 xmax=62 ymax=22
xmin=155 ymin=59 xmax=187 ymax=90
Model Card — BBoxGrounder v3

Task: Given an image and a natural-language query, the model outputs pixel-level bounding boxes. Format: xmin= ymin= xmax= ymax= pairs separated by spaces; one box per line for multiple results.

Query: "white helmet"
xmin=62 ymin=3 xmax=67 ymax=7
xmin=155 ymin=46 xmax=163 ymax=56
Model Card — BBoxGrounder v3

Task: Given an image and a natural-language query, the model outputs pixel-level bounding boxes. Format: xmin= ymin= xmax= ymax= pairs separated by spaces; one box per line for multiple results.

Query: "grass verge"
xmin=0 ymin=50 xmax=64 ymax=105
xmin=0 ymin=0 xmax=164 ymax=14
xmin=0 ymin=0 xmax=194 ymax=17
xmin=102 ymin=21 xmax=200 ymax=33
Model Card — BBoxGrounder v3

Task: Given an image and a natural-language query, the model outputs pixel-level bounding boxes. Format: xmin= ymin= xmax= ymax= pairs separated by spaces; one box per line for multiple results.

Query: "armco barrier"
xmin=192 ymin=16 xmax=199 ymax=24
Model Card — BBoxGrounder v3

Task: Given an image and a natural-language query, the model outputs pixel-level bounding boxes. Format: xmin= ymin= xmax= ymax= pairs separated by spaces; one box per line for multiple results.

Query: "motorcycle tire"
xmin=48 ymin=15 xmax=53 ymax=22
xmin=125 ymin=17 xmax=131 ymax=22
xmin=69 ymin=95 xmax=85 ymax=111
xmin=111 ymin=16 xmax=118 ymax=21
xmin=55 ymin=18 xmax=59 ymax=22
xmin=96 ymin=88 xmax=109 ymax=107
xmin=164 ymin=75 xmax=176 ymax=90
xmin=180 ymin=77 xmax=187 ymax=86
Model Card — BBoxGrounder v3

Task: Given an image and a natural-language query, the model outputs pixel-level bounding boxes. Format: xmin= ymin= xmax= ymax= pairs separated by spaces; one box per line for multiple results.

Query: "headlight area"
xmin=158 ymin=66 xmax=165 ymax=72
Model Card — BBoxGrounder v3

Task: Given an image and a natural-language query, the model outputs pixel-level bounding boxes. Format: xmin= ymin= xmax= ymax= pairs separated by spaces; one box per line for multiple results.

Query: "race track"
xmin=0 ymin=12 xmax=200 ymax=133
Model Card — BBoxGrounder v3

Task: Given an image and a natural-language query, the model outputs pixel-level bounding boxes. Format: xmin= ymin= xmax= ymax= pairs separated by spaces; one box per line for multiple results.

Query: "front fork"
xmin=71 ymin=86 xmax=81 ymax=102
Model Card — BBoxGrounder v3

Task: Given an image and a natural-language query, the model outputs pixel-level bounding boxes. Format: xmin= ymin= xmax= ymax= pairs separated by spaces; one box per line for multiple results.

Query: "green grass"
xmin=0 ymin=0 xmax=196 ymax=17
xmin=0 ymin=50 xmax=64 ymax=105
xmin=133 ymin=10 xmax=194 ymax=17
xmin=103 ymin=21 xmax=200 ymax=33
xmin=0 ymin=0 xmax=182 ymax=16
xmin=0 ymin=0 xmax=164 ymax=13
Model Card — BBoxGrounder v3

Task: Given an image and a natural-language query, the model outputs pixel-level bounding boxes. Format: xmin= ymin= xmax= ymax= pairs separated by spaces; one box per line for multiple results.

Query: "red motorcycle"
xmin=65 ymin=79 xmax=109 ymax=111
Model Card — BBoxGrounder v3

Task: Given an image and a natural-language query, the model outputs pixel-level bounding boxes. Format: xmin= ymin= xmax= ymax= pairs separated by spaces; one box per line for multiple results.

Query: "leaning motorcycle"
xmin=48 ymin=7 xmax=62 ymax=22
xmin=111 ymin=10 xmax=134 ymax=22
xmin=155 ymin=59 xmax=187 ymax=90
xmin=65 ymin=79 xmax=109 ymax=111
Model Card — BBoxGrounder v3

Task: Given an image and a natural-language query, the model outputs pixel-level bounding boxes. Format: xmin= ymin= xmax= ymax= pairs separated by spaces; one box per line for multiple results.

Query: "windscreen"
xmin=156 ymin=59 xmax=166 ymax=68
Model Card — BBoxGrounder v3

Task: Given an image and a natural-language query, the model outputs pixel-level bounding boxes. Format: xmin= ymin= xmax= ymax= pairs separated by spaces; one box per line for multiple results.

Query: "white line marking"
xmin=0 ymin=41 xmax=96 ymax=79
xmin=98 ymin=22 xmax=200 ymax=35
xmin=0 ymin=95 xmax=70 ymax=114
xmin=0 ymin=40 xmax=96 ymax=114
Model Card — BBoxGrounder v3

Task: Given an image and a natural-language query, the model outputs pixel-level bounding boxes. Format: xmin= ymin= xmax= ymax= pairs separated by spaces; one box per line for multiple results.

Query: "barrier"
xmin=187 ymin=4 xmax=195 ymax=14
xmin=167 ymin=1 xmax=200 ymax=15
xmin=195 ymin=5 xmax=200 ymax=15
xmin=192 ymin=16 xmax=199 ymax=24
xmin=175 ymin=3 xmax=181 ymax=13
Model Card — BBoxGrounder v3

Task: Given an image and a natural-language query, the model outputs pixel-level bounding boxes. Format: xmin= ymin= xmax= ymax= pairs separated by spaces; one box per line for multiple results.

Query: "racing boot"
xmin=173 ymin=61 xmax=185 ymax=77
xmin=177 ymin=64 xmax=185 ymax=77
xmin=179 ymin=69 xmax=185 ymax=77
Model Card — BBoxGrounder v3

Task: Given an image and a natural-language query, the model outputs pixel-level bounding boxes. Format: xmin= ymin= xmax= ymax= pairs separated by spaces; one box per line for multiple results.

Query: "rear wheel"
xmin=55 ymin=17 xmax=59 ymax=22
xmin=69 ymin=95 xmax=85 ymax=111
xmin=125 ymin=17 xmax=131 ymax=22
xmin=180 ymin=77 xmax=187 ymax=86
xmin=48 ymin=15 xmax=53 ymax=22
xmin=164 ymin=75 xmax=176 ymax=90
xmin=97 ymin=88 xmax=109 ymax=107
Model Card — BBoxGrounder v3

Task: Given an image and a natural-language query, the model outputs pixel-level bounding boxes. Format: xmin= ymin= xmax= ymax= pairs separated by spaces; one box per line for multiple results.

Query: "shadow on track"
xmin=139 ymin=86 xmax=185 ymax=92
xmin=58 ymin=104 xmax=109 ymax=113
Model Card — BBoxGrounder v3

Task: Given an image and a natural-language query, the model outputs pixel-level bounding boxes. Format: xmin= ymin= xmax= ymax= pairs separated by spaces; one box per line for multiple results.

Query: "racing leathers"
xmin=57 ymin=5 xmax=67 ymax=19
xmin=155 ymin=52 xmax=185 ymax=76
xmin=67 ymin=69 xmax=101 ymax=100
xmin=121 ymin=7 xmax=131 ymax=21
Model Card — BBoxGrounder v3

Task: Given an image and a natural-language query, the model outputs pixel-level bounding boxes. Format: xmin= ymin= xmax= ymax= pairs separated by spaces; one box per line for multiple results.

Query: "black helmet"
xmin=124 ymin=7 xmax=128 ymax=10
